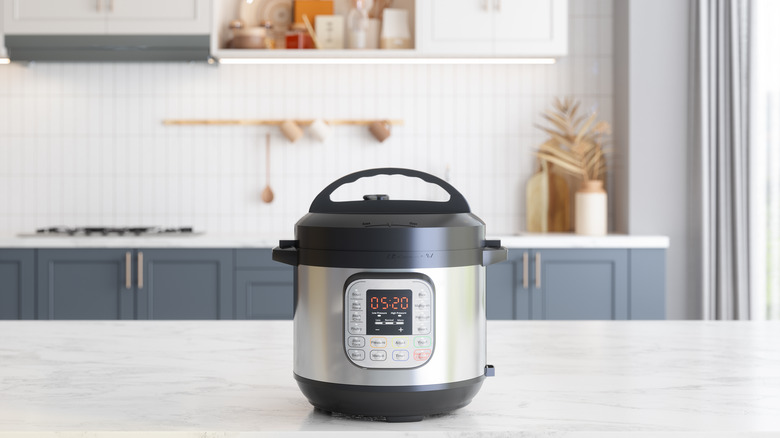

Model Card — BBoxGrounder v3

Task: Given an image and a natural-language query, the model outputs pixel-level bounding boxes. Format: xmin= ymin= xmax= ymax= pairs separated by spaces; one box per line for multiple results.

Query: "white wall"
xmin=0 ymin=0 xmax=613 ymax=238
xmin=613 ymin=0 xmax=696 ymax=319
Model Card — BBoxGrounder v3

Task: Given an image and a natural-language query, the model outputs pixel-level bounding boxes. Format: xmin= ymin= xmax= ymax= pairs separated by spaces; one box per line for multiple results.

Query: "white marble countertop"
xmin=0 ymin=234 xmax=670 ymax=249
xmin=0 ymin=321 xmax=777 ymax=437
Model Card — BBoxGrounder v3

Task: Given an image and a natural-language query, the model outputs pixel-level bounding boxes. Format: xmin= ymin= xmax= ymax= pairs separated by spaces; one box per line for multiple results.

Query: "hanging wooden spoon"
xmin=261 ymin=132 xmax=274 ymax=203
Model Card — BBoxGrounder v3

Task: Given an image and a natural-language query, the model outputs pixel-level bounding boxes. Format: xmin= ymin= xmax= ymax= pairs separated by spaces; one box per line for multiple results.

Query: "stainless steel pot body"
xmin=293 ymin=264 xmax=486 ymax=386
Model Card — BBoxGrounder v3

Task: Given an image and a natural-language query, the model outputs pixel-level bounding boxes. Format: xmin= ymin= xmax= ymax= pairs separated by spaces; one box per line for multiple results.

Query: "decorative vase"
xmin=574 ymin=180 xmax=607 ymax=235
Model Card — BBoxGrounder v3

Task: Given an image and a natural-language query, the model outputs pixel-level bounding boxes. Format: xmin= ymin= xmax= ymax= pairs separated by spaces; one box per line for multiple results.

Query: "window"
xmin=750 ymin=0 xmax=780 ymax=320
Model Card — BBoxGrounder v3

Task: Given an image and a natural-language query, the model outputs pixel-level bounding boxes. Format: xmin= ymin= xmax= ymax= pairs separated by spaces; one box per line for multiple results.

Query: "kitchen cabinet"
xmin=137 ymin=249 xmax=233 ymax=319
xmin=418 ymin=0 xmax=567 ymax=57
xmin=36 ymin=249 xmax=233 ymax=320
xmin=487 ymin=249 xmax=666 ymax=320
xmin=3 ymin=0 xmax=210 ymax=34
xmin=234 ymin=249 xmax=293 ymax=320
xmin=0 ymin=250 xmax=35 ymax=319
xmin=36 ymin=249 xmax=135 ymax=320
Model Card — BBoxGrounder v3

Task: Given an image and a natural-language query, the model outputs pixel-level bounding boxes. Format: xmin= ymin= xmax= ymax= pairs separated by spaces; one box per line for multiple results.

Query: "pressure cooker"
xmin=273 ymin=168 xmax=507 ymax=422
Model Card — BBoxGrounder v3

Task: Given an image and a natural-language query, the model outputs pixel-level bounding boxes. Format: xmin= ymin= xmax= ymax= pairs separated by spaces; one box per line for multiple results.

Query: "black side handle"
xmin=309 ymin=168 xmax=471 ymax=214
xmin=272 ymin=240 xmax=299 ymax=266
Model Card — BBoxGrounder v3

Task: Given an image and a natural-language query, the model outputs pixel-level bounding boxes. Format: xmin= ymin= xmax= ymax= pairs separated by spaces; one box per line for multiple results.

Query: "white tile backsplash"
xmin=0 ymin=1 xmax=612 ymax=237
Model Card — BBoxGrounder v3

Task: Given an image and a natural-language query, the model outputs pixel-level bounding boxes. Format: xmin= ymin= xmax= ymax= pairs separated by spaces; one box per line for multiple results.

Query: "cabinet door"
xmin=3 ymin=0 xmax=107 ymax=34
xmin=0 ymin=250 xmax=35 ymax=319
xmin=106 ymin=0 xmax=210 ymax=34
xmin=234 ymin=249 xmax=293 ymax=320
xmin=486 ymin=249 xmax=530 ymax=320
xmin=235 ymin=270 xmax=294 ymax=320
xmin=137 ymin=249 xmax=233 ymax=320
xmin=531 ymin=249 xmax=628 ymax=320
xmin=421 ymin=0 xmax=493 ymax=55
xmin=37 ymin=249 xmax=134 ymax=320
xmin=494 ymin=0 xmax=567 ymax=56
xmin=629 ymin=249 xmax=666 ymax=319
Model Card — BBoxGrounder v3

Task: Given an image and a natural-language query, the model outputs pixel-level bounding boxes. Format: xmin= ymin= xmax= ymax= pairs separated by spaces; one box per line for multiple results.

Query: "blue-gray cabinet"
xmin=138 ymin=250 xmax=233 ymax=320
xmin=37 ymin=249 xmax=134 ymax=320
xmin=0 ymin=250 xmax=35 ymax=319
xmin=487 ymin=249 xmax=665 ymax=320
xmin=235 ymin=249 xmax=294 ymax=320
xmin=36 ymin=249 xmax=233 ymax=320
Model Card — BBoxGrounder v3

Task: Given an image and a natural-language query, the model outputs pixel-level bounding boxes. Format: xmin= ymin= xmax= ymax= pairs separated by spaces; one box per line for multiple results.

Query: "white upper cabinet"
xmin=3 ymin=0 xmax=211 ymax=34
xmin=418 ymin=0 xmax=567 ymax=57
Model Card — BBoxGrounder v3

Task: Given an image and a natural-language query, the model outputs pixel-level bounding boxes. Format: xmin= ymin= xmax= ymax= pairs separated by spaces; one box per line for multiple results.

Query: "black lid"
xmin=294 ymin=168 xmax=487 ymax=263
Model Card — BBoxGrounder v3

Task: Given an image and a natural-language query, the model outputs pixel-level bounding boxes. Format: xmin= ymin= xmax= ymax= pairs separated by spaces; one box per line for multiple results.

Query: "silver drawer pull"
xmin=522 ymin=252 xmax=529 ymax=289
xmin=535 ymin=252 xmax=541 ymax=289
xmin=125 ymin=252 xmax=131 ymax=289
xmin=137 ymin=252 xmax=144 ymax=289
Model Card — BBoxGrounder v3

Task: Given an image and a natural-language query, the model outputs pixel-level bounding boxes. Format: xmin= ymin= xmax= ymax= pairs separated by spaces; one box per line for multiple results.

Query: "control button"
xmin=370 ymin=350 xmax=387 ymax=361
xmin=414 ymin=336 xmax=432 ymax=348
xmin=391 ymin=337 xmax=408 ymax=348
xmin=351 ymin=289 xmax=362 ymax=299
xmin=369 ymin=337 xmax=387 ymax=348
xmin=350 ymin=301 xmax=363 ymax=311
xmin=348 ymin=349 xmax=365 ymax=361
xmin=347 ymin=336 xmax=365 ymax=348
xmin=350 ymin=312 xmax=363 ymax=323
xmin=417 ymin=290 xmax=428 ymax=299
xmin=392 ymin=350 xmax=409 ymax=361
xmin=414 ymin=303 xmax=430 ymax=310
xmin=413 ymin=349 xmax=432 ymax=361
xmin=349 ymin=323 xmax=365 ymax=334
xmin=415 ymin=325 xmax=430 ymax=334
xmin=415 ymin=313 xmax=430 ymax=322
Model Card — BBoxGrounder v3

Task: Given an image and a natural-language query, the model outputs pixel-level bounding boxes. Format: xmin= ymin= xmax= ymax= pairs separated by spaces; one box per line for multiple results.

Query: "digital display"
xmin=366 ymin=289 xmax=412 ymax=335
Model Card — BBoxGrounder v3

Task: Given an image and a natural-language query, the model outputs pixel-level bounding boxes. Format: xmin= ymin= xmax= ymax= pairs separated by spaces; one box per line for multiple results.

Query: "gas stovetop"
xmin=21 ymin=226 xmax=201 ymax=237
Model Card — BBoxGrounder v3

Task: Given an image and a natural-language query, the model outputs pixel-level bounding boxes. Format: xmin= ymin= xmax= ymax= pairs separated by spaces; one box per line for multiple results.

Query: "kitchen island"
xmin=1 ymin=321 xmax=777 ymax=437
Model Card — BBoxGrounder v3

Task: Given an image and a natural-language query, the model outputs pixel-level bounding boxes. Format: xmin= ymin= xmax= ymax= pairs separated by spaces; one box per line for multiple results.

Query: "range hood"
xmin=4 ymin=35 xmax=209 ymax=62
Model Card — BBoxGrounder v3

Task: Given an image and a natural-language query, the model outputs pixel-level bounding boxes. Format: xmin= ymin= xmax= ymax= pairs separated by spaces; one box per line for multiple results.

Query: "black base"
xmin=294 ymin=374 xmax=485 ymax=422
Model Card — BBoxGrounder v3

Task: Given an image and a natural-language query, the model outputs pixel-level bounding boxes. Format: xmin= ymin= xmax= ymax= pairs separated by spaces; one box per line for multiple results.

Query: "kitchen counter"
xmin=0 ymin=234 xmax=670 ymax=248
xmin=0 ymin=321 xmax=777 ymax=436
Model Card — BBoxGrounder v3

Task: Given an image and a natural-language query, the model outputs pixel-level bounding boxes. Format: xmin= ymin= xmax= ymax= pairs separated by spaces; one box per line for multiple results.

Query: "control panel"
xmin=344 ymin=277 xmax=434 ymax=369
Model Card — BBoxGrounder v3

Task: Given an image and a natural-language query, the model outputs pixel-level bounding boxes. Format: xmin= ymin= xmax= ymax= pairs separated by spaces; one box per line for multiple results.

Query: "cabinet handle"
xmin=522 ymin=252 xmax=529 ymax=289
xmin=125 ymin=252 xmax=131 ymax=289
xmin=535 ymin=252 xmax=541 ymax=289
xmin=96 ymin=0 xmax=102 ymax=12
xmin=494 ymin=0 xmax=502 ymax=12
xmin=480 ymin=0 xmax=489 ymax=11
xmin=137 ymin=252 xmax=144 ymax=289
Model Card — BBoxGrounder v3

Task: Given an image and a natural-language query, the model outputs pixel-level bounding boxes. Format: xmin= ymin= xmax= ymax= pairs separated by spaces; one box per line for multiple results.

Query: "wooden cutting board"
xmin=526 ymin=162 xmax=571 ymax=232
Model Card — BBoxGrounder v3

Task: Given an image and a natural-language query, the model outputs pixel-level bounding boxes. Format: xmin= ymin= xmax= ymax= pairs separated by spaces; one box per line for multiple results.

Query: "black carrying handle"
xmin=309 ymin=168 xmax=471 ymax=214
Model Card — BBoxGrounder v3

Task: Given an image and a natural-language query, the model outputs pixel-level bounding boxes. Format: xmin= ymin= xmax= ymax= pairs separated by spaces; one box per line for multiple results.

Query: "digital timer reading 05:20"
xmin=370 ymin=294 xmax=409 ymax=310
xmin=366 ymin=289 xmax=413 ymax=335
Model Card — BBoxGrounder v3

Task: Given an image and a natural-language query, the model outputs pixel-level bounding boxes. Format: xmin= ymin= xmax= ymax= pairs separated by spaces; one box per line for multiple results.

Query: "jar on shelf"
xmin=286 ymin=23 xmax=315 ymax=49
xmin=263 ymin=20 xmax=276 ymax=49
xmin=228 ymin=19 xmax=267 ymax=49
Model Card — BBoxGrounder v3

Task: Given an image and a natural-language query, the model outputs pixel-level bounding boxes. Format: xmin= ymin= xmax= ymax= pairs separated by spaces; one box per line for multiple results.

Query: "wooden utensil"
xmin=262 ymin=133 xmax=275 ymax=203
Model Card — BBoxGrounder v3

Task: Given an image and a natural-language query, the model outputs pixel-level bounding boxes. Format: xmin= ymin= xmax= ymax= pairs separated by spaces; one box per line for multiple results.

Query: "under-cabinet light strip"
xmin=0 ymin=58 xmax=10 ymax=65
xmin=216 ymin=57 xmax=556 ymax=65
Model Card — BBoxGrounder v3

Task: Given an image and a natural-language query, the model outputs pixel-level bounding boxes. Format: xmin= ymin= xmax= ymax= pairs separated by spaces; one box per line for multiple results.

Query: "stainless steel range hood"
xmin=4 ymin=34 xmax=209 ymax=62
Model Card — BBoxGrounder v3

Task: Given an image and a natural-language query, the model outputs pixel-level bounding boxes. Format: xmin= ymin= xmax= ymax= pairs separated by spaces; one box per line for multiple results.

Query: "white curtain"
xmin=691 ymin=0 xmax=751 ymax=320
